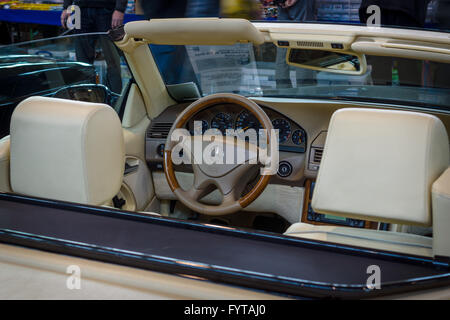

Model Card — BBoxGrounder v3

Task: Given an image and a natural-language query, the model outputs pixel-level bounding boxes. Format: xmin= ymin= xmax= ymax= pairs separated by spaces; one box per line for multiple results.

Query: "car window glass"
xmin=151 ymin=42 xmax=450 ymax=110
xmin=0 ymin=32 xmax=132 ymax=138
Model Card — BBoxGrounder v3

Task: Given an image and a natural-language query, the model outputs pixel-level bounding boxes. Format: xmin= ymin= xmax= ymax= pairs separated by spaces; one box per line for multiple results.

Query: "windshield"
xmin=151 ymin=42 xmax=450 ymax=110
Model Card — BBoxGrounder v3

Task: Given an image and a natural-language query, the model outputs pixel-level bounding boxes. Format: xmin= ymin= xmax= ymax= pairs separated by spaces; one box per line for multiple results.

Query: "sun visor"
xmin=124 ymin=18 xmax=265 ymax=45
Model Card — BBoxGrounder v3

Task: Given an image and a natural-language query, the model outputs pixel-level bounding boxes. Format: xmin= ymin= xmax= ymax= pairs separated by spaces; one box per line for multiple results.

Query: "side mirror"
xmin=51 ymin=84 xmax=120 ymax=106
xmin=287 ymin=48 xmax=367 ymax=75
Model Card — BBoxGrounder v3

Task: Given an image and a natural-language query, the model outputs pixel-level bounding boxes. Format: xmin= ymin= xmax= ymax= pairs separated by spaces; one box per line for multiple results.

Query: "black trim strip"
xmin=0 ymin=193 xmax=449 ymax=299
xmin=0 ymin=193 xmax=441 ymax=266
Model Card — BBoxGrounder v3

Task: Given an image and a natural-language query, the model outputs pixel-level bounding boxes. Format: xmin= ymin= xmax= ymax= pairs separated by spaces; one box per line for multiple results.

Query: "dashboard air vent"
xmin=308 ymin=147 xmax=324 ymax=171
xmin=297 ymin=41 xmax=324 ymax=48
xmin=313 ymin=148 xmax=323 ymax=163
xmin=147 ymin=122 xmax=172 ymax=139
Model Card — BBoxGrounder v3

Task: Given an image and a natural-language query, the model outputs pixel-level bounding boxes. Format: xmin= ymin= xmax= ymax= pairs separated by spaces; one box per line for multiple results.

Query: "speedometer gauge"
xmin=211 ymin=112 xmax=233 ymax=134
xmin=235 ymin=111 xmax=262 ymax=132
xmin=272 ymin=118 xmax=291 ymax=143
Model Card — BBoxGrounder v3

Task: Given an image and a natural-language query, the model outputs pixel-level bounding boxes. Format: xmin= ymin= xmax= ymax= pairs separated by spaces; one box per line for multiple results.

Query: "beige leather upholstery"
xmin=432 ymin=168 xmax=450 ymax=258
xmin=10 ymin=97 xmax=125 ymax=206
xmin=286 ymin=108 xmax=450 ymax=257
xmin=124 ymin=18 xmax=265 ymax=45
xmin=0 ymin=243 xmax=282 ymax=300
xmin=312 ymin=108 xmax=449 ymax=226
xmin=0 ymin=135 xmax=11 ymax=192
xmin=285 ymin=223 xmax=433 ymax=257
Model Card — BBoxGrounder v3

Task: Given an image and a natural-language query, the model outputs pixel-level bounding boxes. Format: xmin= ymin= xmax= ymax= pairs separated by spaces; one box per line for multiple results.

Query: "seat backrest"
xmin=432 ymin=168 xmax=450 ymax=258
xmin=312 ymin=108 xmax=449 ymax=227
xmin=0 ymin=135 xmax=11 ymax=192
xmin=10 ymin=96 xmax=125 ymax=205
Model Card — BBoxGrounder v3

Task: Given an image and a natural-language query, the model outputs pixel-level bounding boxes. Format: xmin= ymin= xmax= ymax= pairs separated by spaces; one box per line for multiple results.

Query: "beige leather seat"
xmin=0 ymin=135 xmax=10 ymax=193
xmin=285 ymin=108 xmax=450 ymax=258
xmin=9 ymin=96 xmax=125 ymax=206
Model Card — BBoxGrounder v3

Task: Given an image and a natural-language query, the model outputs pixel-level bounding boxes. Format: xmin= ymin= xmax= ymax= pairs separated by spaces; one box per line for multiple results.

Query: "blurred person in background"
xmin=435 ymin=0 xmax=450 ymax=30
xmin=61 ymin=0 xmax=126 ymax=93
xmin=140 ymin=0 xmax=188 ymax=19
xmin=140 ymin=0 xmax=198 ymax=85
xmin=277 ymin=0 xmax=315 ymax=22
xmin=429 ymin=0 xmax=450 ymax=88
xmin=275 ymin=0 xmax=316 ymax=88
xmin=186 ymin=0 xmax=221 ymax=17
xmin=220 ymin=0 xmax=263 ymax=19
xmin=359 ymin=0 xmax=431 ymax=88
xmin=61 ymin=0 xmax=127 ymax=29
xmin=184 ymin=0 xmax=261 ymax=19
xmin=359 ymin=0 xmax=431 ymax=28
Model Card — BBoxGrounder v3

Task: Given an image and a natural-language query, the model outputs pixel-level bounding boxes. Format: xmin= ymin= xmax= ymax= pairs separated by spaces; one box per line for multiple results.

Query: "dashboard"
xmin=144 ymin=98 xmax=427 ymax=231
xmin=144 ymin=99 xmax=378 ymax=230
xmin=145 ymin=102 xmax=312 ymax=185
xmin=185 ymin=103 xmax=307 ymax=153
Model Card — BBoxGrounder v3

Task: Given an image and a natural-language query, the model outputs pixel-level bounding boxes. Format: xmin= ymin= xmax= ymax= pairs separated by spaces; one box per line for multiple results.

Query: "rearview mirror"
xmin=287 ymin=49 xmax=366 ymax=75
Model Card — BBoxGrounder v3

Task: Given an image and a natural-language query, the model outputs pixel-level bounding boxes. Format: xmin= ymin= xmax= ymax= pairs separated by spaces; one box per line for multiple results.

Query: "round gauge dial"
xmin=235 ymin=111 xmax=262 ymax=132
xmin=291 ymin=129 xmax=306 ymax=145
xmin=211 ymin=112 xmax=233 ymax=134
xmin=190 ymin=120 xmax=209 ymax=135
xmin=272 ymin=118 xmax=291 ymax=143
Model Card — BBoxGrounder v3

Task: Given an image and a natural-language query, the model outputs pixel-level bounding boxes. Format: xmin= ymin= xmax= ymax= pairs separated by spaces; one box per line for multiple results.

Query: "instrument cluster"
xmin=186 ymin=103 xmax=307 ymax=153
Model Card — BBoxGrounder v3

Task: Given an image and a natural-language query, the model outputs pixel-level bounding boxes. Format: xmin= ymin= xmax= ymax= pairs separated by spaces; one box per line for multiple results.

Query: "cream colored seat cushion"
xmin=285 ymin=108 xmax=449 ymax=257
xmin=312 ymin=108 xmax=449 ymax=226
xmin=285 ymin=223 xmax=433 ymax=257
xmin=432 ymin=168 xmax=450 ymax=258
xmin=10 ymin=96 xmax=125 ymax=206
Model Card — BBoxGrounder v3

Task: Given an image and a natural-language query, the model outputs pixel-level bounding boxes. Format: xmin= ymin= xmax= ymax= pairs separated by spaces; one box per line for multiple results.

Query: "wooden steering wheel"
xmin=163 ymin=93 xmax=276 ymax=215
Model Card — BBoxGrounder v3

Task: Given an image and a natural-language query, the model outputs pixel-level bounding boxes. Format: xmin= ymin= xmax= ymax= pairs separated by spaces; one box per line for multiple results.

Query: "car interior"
xmin=0 ymin=18 xmax=450 ymax=264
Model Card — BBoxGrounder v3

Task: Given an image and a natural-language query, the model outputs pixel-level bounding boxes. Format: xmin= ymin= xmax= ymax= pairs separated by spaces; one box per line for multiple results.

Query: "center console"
xmin=301 ymin=180 xmax=388 ymax=230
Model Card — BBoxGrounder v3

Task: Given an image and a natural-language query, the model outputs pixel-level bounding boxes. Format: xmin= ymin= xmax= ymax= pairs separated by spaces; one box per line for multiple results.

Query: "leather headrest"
xmin=10 ymin=97 xmax=125 ymax=205
xmin=312 ymin=108 xmax=449 ymax=226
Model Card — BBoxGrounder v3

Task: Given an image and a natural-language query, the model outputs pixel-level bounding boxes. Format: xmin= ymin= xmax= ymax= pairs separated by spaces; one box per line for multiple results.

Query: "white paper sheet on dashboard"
xmin=186 ymin=44 xmax=262 ymax=96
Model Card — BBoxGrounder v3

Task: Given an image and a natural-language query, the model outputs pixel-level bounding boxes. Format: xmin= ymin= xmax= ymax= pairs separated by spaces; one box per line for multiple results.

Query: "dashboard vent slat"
xmin=297 ymin=41 xmax=324 ymax=48
xmin=313 ymin=148 xmax=323 ymax=163
xmin=308 ymin=147 xmax=323 ymax=171
xmin=147 ymin=122 xmax=172 ymax=139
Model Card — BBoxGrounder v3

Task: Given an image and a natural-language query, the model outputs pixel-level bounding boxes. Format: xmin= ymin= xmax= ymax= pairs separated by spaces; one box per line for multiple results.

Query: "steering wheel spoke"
xmin=186 ymin=184 xmax=215 ymax=201
xmin=214 ymin=162 xmax=254 ymax=195
xmin=222 ymin=192 xmax=239 ymax=206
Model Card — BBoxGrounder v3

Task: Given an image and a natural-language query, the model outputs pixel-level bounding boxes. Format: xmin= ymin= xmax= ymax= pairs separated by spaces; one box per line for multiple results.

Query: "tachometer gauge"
xmin=235 ymin=111 xmax=262 ymax=132
xmin=291 ymin=129 xmax=306 ymax=145
xmin=211 ymin=112 xmax=233 ymax=134
xmin=272 ymin=118 xmax=291 ymax=143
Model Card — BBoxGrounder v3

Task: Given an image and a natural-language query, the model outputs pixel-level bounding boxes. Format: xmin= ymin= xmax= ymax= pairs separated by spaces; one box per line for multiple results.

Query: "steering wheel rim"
xmin=163 ymin=93 xmax=275 ymax=216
